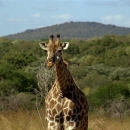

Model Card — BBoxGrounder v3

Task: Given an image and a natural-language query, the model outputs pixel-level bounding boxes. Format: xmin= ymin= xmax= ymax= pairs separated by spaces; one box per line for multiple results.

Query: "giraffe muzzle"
xmin=47 ymin=61 xmax=53 ymax=67
xmin=47 ymin=59 xmax=54 ymax=67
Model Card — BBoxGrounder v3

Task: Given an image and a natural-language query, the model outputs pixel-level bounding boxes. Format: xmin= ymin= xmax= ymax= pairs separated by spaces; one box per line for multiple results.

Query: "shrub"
xmin=0 ymin=63 xmax=37 ymax=96
xmin=88 ymin=83 xmax=130 ymax=109
xmin=0 ymin=93 xmax=36 ymax=111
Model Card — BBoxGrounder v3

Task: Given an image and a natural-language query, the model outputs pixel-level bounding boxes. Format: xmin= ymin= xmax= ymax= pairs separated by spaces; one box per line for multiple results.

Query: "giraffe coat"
xmin=39 ymin=35 xmax=89 ymax=130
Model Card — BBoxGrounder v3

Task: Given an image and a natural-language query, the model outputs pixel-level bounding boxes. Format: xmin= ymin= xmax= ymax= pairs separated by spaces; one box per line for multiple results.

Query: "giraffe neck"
xmin=55 ymin=58 xmax=73 ymax=96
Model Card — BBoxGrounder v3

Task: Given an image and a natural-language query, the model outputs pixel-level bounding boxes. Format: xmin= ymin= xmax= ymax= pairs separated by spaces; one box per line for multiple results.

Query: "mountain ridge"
xmin=2 ymin=21 xmax=130 ymax=40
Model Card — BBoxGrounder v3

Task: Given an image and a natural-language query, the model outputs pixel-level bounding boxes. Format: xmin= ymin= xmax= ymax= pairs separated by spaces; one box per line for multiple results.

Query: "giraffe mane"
xmin=63 ymin=60 xmax=68 ymax=68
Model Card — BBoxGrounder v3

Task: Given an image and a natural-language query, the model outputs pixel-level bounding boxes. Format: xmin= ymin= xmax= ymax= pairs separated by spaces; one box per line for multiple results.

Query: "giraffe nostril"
xmin=48 ymin=59 xmax=53 ymax=62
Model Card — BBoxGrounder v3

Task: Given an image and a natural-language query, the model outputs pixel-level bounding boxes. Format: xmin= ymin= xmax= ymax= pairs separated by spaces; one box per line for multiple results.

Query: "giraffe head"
xmin=39 ymin=34 xmax=69 ymax=67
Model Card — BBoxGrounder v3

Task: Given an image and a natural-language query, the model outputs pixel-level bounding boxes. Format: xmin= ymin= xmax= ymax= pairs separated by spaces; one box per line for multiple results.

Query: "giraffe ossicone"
xmin=39 ymin=34 xmax=89 ymax=130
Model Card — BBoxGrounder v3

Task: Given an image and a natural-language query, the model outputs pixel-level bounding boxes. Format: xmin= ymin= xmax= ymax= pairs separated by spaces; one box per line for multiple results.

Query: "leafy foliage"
xmin=0 ymin=35 xmax=130 ymax=113
xmin=88 ymin=83 xmax=130 ymax=117
xmin=89 ymin=83 xmax=130 ymax=107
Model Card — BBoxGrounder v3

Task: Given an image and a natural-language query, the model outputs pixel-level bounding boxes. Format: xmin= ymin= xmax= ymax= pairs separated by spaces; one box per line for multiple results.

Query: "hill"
xmin=2 ymin=21 xmax=130 ymax=40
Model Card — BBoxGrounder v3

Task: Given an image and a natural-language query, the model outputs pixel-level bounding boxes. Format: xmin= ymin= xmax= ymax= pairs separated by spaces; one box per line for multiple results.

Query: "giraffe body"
xmin=39 ymin=35 xmax=88 ymax=130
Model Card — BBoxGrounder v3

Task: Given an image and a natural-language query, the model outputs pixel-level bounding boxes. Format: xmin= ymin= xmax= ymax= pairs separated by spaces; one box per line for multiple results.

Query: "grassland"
xmin=0 ymin=110 xmax=130 ymax=130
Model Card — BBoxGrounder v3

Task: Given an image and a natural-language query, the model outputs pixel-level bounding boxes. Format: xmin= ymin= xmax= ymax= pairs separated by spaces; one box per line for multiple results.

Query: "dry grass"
xmin=0 ymin=110 xmax=130 ymax=130
xmin=0 ymin=110 xmax=47 ymax=130
xmin=89 ymin=114 xmax=130 ymax=130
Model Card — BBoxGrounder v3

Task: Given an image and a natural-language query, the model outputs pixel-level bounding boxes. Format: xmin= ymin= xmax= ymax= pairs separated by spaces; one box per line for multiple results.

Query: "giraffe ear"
xmin=39 ymin=42 xmax=47 ymax=50
xmin=62 ymin=42 xmax=69 ymax=50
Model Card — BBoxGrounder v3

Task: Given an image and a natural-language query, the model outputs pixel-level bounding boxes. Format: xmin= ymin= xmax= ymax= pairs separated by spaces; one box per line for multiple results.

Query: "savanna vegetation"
xmin=0 ymin=110 xmax=130 ymax=130
xmin=0 ymin=35 xmax=130 ymax=129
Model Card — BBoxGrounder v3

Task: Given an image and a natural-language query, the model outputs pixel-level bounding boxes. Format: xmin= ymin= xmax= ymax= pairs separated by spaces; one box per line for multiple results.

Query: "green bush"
xmin=0 ymin=62 xmax=37 ymax=96
xmin=88 ymin=83 xmax=130 ymax=109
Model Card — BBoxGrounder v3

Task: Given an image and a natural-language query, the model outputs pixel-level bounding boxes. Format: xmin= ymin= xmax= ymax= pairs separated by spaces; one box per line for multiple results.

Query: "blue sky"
xmin=0 ymin=0 xmax=130 ymax=37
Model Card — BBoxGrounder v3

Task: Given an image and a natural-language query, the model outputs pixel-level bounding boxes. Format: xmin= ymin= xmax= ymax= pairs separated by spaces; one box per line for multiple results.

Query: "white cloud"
xmin=33 ymin=13 xmax=41 ymax=18
xmin=51 ymin=14 xmax=72 ymax=20
xmin=102 ymin=15 xmax=123 ymax=22
xmin=101 ymin=15 xmax=130 ymax=27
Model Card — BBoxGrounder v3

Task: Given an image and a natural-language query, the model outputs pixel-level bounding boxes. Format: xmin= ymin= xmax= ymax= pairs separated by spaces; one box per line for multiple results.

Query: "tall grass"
xmin=0 ymin=110 xmax=130 ymax=130
xmin=0 ymin=110 xmax=47 ymax=130
xmin=89 ymin=114 xmax=130 ymax=130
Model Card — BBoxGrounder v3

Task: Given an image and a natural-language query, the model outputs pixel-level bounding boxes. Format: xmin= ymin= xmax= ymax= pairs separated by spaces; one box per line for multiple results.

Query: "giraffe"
xmin=39 ymin=34 xmax=89 ymax=130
